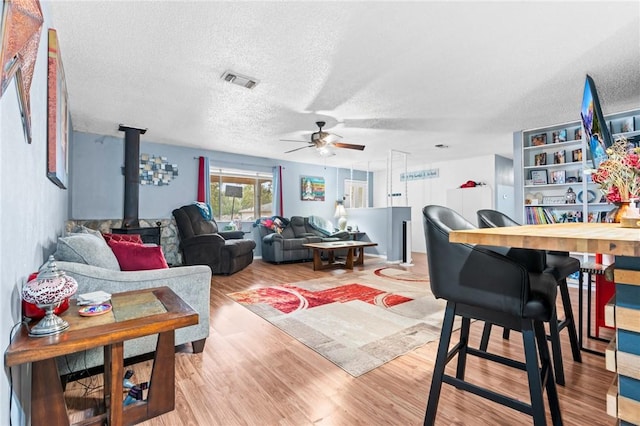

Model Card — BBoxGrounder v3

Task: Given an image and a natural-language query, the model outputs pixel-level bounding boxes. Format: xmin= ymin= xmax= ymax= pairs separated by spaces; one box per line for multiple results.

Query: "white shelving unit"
xmin=516 ymin=109 xmax=640 ymax=225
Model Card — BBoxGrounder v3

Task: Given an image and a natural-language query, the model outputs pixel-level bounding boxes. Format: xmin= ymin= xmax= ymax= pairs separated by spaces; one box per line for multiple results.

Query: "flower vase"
xmin=609 ymin=201 xmax=634 ymax=223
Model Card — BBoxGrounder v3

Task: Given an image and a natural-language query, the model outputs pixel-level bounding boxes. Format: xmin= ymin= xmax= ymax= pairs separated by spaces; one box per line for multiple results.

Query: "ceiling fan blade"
xmin=280 ymin=139 xmax=309 ymax=143
xmin=284 ymin=145 xmax=313 ymax=154
xmin=333 ymin=142 xmax=365 ymax=151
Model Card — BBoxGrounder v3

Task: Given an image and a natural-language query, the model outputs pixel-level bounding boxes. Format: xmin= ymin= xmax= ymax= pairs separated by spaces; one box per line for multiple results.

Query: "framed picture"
xmin=552 ymin=129 xmax=567 ymax=143
xmin=553 ymin=150 xmax=566 ymax=164
xmin=301 ymin=176 xmax=325 ymax=201
xmin=621 ymin=117 xmax=634 ymax=133
xmin=550 ymin=170 xmax=566 ymax=184
xmin=534 ymin=152 xmax=547 ymax=166
xmin=574 ymin=128 xmax=583 ymax=141
xmin=530 ymin=170 xmax=548 ymax=185
xmin=531 ymin=133 xmax=547 ymax=146
xmin=0 ymin=0 xmax=44 ymax=144
xmin=571 ymin=149 xmax=582 ymax=162
xmin=47 ymin=29 xmax=70 ymax=189
xmin=565 ymin=169 xmax=580 ymax=183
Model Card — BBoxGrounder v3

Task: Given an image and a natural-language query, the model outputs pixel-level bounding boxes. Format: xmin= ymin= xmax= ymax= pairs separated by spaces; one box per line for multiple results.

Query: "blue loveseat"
xmin=254 ymin=216 xmax=349 ymax=263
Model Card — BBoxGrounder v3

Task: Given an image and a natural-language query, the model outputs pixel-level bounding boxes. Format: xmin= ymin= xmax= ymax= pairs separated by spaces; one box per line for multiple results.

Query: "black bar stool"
xmin=578 ymin=261 xmax=613 ymax=356
xmin=423 ymin=206 xmax=562 ymax=426
xmin=476 ymin=209 xmax=582 ymax=385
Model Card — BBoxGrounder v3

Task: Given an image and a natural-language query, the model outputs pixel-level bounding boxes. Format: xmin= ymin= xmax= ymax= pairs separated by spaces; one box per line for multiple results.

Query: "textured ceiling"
xmin=47 ymin=1 xmax=640 ymax=171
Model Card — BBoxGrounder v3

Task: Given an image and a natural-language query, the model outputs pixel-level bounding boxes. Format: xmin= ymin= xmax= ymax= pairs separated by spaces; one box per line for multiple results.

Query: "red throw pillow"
xmin=102 ymin=233 xmax=143 ymax=244
xmin=107 ymin=240 xmax=169 ymax=271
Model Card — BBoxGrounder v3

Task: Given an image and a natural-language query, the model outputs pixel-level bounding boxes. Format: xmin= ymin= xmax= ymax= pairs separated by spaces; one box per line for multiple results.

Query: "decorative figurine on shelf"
xmin=565 ymin=187 xmax=577 ymax=204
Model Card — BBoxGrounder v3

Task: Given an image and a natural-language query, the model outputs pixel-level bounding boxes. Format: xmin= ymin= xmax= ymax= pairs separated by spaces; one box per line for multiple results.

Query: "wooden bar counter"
xmin=450 ymin=222 xmax=640 ymax=425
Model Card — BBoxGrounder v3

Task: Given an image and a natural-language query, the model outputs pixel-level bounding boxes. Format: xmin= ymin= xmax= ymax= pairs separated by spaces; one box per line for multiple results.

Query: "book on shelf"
xmin=525 ymin=207 xmax=553 ymax=224
xmin=525 ymin=207 xmax=584 ymax=224
xmin=587 ymin=211 xmax=608 ymax=223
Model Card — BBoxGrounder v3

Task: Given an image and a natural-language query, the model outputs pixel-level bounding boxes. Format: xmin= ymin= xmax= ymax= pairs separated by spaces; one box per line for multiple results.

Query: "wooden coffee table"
xmin=5 ymin=286 xmax=198 ymax=426
xmin=303 ymin=240 xmax=378 ymax=271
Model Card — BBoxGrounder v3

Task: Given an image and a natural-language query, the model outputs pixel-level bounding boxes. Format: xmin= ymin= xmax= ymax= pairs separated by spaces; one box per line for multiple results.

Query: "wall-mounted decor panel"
xmin=139 ymin=153 xmax=178 ymax=186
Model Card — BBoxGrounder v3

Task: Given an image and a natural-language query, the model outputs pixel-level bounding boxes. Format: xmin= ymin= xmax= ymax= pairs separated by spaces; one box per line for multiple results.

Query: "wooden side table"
xmin=348 ymin=231 xmax=365 ymax=241
xmin=5 ymin=286 xmax=198 ymax=426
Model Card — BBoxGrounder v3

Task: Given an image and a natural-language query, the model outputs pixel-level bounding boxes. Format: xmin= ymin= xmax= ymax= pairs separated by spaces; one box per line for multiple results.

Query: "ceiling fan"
xmin=281 ymin=121 xmax=365 ymax=156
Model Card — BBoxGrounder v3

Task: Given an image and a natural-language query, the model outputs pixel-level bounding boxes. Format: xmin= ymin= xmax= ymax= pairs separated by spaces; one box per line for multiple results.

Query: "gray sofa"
xmin=51 ymin=230 xmax=211 ymax=376
xmin=254 ymin=216 xmax=349 ymax=263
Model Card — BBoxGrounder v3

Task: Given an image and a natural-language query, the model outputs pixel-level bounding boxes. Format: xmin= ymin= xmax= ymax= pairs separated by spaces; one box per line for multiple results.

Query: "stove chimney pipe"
xmin=118 ymin=124 xmax=147 ymax=228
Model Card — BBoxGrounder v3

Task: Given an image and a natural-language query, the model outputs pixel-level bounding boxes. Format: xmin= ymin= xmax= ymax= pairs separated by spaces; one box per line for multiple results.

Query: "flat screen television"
xmin=581 ymin=74 xmax=613 ymax=169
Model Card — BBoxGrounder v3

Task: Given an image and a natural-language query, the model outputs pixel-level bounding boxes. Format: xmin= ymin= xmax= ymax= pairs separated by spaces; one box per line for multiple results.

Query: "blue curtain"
xmin=273 ymin=165 xmax=283 ymax=216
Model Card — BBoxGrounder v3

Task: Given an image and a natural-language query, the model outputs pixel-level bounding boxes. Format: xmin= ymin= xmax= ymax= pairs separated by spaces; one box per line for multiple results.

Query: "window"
xmin=210 ymin=168 xmax=273 ymax=221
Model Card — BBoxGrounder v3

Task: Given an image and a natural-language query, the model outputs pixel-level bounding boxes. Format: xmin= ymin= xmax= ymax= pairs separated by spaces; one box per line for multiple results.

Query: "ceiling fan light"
xmin=317 ymin=146 xmax=334 ymax=157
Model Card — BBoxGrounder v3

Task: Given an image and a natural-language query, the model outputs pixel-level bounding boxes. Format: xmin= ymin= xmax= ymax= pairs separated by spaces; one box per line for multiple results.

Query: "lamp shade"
xmin=334 ymin=203 xmax=348 ymax=231
xmin=22 ymin=256 xmax=77 ymax=337
xmin=22 ymin=256 xmax=77 ymax=305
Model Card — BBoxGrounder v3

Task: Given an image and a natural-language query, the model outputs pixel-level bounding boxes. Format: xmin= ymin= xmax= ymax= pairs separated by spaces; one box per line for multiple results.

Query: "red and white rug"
xmin=227 ymin=267 xmax=449 ymax=377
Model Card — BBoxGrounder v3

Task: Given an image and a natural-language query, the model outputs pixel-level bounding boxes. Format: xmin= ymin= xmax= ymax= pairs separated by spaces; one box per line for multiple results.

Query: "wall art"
xmin=139 ymin=153 xmax=178 ymax=186
xmin=301 ymin=176 xmax=325 ymax=201
xmin=46 ymin=29 xmax=69 ymax=189
xmin=0 ymin=0 xmax=44 ymax=143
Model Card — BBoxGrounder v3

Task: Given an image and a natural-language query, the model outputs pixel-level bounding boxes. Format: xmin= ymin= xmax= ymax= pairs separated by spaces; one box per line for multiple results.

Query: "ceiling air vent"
xmin=221 ymin=70 xmax=259 ymax=89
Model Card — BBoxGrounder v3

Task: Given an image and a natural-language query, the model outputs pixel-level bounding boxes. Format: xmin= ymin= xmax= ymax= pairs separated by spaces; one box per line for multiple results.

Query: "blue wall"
xmin=70 ymin=131 xmax=371 ymax=221
xmin=347 ymin=207 xmax=411 ymax=261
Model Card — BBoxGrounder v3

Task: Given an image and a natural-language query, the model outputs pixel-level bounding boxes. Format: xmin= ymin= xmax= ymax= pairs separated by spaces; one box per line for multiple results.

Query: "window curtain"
xmin=197 ymin=156 xmax=210 ymax=204
xmin=273 ymin=165 xmax=283 ymax=216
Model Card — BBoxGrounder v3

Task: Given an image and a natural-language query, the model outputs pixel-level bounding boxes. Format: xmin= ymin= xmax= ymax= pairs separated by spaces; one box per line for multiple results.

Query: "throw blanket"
xmin=192 ymin=202 xmax=212 ymax=220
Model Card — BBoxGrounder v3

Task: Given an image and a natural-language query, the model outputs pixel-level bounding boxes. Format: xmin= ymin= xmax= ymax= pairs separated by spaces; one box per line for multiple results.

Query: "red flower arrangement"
xmin=591 ymin=137 xmax=640 ymax=203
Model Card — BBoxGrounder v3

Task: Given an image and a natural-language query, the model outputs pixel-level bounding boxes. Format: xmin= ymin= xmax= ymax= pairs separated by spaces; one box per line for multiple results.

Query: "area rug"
xmin=227 ymin=267 xmax=451 ymax=377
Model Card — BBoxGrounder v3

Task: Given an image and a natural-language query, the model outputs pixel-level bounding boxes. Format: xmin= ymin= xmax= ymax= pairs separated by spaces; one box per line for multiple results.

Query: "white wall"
xmin=1 ymin=2 xmax=68 ymax=424
xmin=373 ymin=155 xmax=500 ymax=253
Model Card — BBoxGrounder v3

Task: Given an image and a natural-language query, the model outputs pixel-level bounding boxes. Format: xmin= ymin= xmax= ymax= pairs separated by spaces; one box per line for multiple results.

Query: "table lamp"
xmin=22 ymin=255 xmax=78 ymax=337
xmin=334 ymin=202 xmax=348 ymax=231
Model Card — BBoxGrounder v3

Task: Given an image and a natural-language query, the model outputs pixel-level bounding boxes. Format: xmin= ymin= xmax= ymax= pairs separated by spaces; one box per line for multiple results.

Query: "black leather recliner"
xmin=173 ymin=204 xmax=256 ymax=275
xmin=422 ymin=205 xmax=562 ymax=425
xmin=476 ymin=208 xmax=582 ymax=385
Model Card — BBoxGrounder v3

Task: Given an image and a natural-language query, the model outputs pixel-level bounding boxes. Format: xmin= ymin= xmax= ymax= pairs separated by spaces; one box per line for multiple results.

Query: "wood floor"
xmin=65 ymin=253 xmax=615 ymax=425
